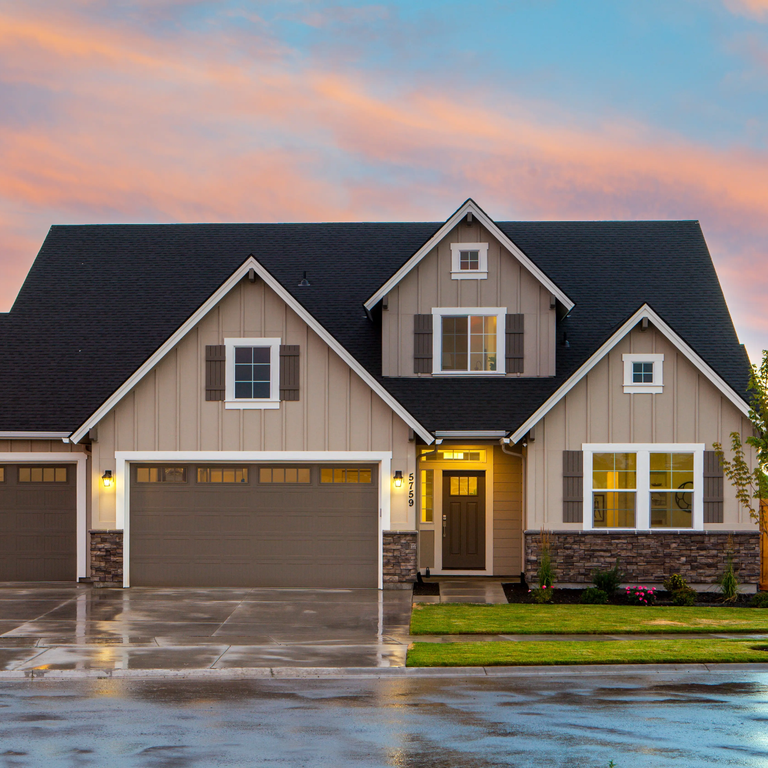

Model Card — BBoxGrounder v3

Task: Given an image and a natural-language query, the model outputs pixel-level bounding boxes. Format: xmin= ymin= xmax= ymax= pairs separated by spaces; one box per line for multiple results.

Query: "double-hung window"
xmin=224 ymin=338 xmax=280 ymax=409
xmin=583 ymin=444 xmax=703 ymax=531
xmin=432 ymin=308 xmax=505 ymax=375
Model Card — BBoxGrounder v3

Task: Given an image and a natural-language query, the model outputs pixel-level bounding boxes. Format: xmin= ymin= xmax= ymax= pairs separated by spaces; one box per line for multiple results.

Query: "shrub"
xmin=663 ymin=573 xmax=689 ymax=593
xmin=592 ymin=559 xmax=625 ymax=595
xmin=530 ymin=585 xmax=553 ymax=603
xmin=625 ymin=585 xmax=657 ymax=606
xmin=750 ymin=592 xmax=768 ymax=608
xmin=537 ymin=530 xmax=555 ymax=589
xmin=718 ymin=542 xmax=739 ymax=603
xmin=671 ymin=587 xmax=697 ymax=606
xmin=580 ymin=587 xmax=609 ymax=604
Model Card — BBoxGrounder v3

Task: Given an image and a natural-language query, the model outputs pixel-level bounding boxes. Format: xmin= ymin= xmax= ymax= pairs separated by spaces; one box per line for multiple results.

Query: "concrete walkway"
xmin=413 ymin=578 xmax=508 ymax=604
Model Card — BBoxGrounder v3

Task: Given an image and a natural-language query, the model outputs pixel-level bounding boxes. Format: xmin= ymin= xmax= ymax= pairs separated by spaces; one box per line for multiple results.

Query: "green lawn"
xmin=407 ymin=638 xmax=768 ymax=667
xmin=410 ymin=603 xmax=768 ymax=635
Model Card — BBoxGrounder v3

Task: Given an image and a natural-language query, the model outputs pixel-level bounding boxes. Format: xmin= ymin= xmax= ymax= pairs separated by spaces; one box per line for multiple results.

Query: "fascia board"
xmin=363 ymin=199 xmax=574 ymax=312
xmin=0 ymin=432 xmax=71 ymax=439
xmin=510 ymin=304 xmax=751 ymax=444
xmin=71 ymin=257 xmax=434 ymax=445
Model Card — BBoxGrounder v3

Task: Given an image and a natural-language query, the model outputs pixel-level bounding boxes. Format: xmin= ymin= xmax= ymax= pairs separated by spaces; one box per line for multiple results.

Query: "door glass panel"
xmin=449 ymin=476 xmax=479 ymax=496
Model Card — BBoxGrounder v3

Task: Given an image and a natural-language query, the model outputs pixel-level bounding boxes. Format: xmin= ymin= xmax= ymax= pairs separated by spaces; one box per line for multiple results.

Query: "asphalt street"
xmin=1 ymin=670 xmax=767 ymax=767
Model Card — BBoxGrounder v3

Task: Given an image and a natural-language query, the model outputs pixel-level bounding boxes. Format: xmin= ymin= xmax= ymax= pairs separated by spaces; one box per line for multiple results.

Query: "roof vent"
xmin=466 ymin=212 xmax=474 ymax=225
xmin=298 ymin=271 xmax=311 ymax=287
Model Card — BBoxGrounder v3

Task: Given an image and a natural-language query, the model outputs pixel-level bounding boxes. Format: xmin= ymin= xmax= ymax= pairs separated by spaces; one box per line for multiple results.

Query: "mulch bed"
xmin=502 ymin=581 xmax=755 ymax=606
xmin=413 ymin=580 xmax=440 ymax=596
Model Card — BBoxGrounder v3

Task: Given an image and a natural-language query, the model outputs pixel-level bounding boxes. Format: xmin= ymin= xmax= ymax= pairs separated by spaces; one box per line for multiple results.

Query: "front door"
xmin=442 ymin=471 xmax=486 ymax=569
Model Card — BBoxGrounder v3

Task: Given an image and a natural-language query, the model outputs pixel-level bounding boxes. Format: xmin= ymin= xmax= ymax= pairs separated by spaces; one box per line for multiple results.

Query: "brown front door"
xmin=442 ymin=471 xmax=485 ymax=569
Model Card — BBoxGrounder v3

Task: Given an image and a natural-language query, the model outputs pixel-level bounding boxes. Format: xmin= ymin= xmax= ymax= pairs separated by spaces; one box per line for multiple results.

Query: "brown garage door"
xmin=129 ymin=464 xmax=379 ymax=587
xmin=0 ymin=464 xmax=77 ymax=581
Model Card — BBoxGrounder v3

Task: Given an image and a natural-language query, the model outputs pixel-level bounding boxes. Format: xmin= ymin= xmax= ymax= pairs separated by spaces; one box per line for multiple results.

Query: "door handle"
xmin=442 ymin=514 xmax=447 ymax=538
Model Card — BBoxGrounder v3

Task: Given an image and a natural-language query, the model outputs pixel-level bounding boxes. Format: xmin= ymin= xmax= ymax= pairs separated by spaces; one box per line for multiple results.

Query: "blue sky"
xmin=0 ymin=0 xmax=766 ymax=359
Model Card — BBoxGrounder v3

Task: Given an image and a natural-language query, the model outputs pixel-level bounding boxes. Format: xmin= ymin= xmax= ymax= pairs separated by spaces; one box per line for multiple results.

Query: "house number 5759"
xmin=408 ymin=473 xmax=415 ymax=506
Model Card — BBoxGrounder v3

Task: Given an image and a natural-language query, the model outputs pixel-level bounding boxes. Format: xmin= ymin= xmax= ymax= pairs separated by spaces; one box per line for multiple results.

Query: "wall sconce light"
xmin=102 ymin=470 xmax=113 ymax=488
xmin=393 ymin=470 xmax=403 ymax=488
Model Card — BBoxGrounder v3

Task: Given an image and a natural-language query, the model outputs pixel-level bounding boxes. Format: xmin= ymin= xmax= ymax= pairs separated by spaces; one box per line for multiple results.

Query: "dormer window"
xmin=432 ymin=307 xmax=506 ymax=375
xmin=623 ymin=353 xmax=664 ymax=394
xmin=450 ymin=243 xmax=488 ymax=280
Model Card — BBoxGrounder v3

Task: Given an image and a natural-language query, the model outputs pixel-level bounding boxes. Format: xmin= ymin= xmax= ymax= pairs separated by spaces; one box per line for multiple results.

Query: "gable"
xmin=70 ymin=257 xmax=433 ymax=444
xmin=364 ymin=199 xmax=574 ymax=313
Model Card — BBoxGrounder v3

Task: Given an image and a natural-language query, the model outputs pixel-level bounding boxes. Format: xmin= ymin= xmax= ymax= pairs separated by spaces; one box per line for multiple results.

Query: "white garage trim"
xmin=115 ymin=451 xmax=393 ymax=590
xmin=0 ymin=452 xmax=88 ymax=580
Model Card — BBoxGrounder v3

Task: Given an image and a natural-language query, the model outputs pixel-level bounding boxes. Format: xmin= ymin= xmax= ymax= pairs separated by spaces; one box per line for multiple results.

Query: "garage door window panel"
xmin=136 ymin=467 xmax=187 ymax=483
xmin=18 ymin=467 xmax=67 ymax=483
xmin=320 ymin=468 xmax=373 ymax=484
xmin=259 ymin=467 xmax=311 ymax=484
xmin=197 ymin=468 xmax=249 ymax=484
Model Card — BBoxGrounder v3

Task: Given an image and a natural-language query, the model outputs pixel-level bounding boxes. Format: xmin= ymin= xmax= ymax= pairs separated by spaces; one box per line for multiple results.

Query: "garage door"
xmin=0 ymin=464 xmax=77 ymax=581
xmin=129 ymin=464 xmax=379 ymax=587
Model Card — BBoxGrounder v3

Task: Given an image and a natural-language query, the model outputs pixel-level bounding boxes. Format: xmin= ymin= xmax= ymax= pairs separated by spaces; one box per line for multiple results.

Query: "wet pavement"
xmin=0 ymin=670 xmax=767 ymax=766
xmin=0 ymin=584 xmax=412 ymax=671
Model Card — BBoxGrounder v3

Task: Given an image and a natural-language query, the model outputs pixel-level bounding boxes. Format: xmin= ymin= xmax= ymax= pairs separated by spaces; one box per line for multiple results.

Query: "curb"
xmin=2 ymin=662 xmax=768 ymax=681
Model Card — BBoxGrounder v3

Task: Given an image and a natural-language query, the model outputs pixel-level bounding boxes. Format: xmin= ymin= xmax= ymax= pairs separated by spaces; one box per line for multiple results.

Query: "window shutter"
xmin=703 ymin=450 xmax=724 ymax=524
xmin=563 ymin=450 xmax=583 ymax=523
xmin=279 ymin=345 xmax=300 ymax=401
xmin=505 ymin=314 xmax=524 ymax=374
xmin=413 ymin=314 xmax=433 ymax=374
xmin=205 ymin=345 xmax=226 ymax=401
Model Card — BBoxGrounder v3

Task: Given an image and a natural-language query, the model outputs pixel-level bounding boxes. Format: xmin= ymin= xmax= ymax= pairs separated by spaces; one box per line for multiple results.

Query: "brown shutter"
xmin=205 ymin=345 xmax=226 ymax=401
xmin=563 ymin=450 xmax=584 ymax=523
xmin=505 ymin=314 xmax=524 ymax=374
xmin=703 ymin=450 xmax=724 ymax=524
xmin=279 ymin=345 xmax=300 ymax=401
xmin=414 ymin=314 xmax=433 ymax=374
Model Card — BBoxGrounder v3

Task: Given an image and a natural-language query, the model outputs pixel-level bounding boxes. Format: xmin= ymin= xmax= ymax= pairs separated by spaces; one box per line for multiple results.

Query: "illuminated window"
xmin=136 ymin=467 xmax=187 ymax=483
xmin=197 ymin=468 xmax=249 ymax=484
xmin=320 ymin=468 xmax=373 ymax=484
xmin=420 ymin=469 xmax=433 ymax=523
xmin=591 ymin=453 xmax=636 ymax=528
xmin=650 ymin=453 xmax=694 ymax=528
xmin=421 ymin=449 xmax=487 ymax=463
xmin=432 ymin=308 xmax=505 ymax=374
xmin=18 ymin=467 xmax=67 ymax=483
xmin=449 ymin=476 xmax=478 ymax=496
xmin=0 ymin=467 xmax=5 ymax=482
xmin=259 ymin=467 xmax=311 ymax=484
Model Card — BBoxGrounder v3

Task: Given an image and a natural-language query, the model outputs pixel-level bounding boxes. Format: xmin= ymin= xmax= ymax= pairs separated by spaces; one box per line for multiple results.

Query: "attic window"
xmin=450 ymin=243 xmax=488 ymax=280
xmin=622 ymin=353 xmax=664 ymax=394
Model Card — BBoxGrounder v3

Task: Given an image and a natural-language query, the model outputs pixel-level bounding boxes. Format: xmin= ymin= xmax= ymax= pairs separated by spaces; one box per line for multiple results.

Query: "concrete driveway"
xmin=0 ymin=584 xmax=413 ymax=672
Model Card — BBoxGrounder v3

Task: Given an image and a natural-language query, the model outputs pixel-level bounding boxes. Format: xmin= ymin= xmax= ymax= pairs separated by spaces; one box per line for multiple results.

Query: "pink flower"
xmin=542 ymin=585 xmax=547 ymax=589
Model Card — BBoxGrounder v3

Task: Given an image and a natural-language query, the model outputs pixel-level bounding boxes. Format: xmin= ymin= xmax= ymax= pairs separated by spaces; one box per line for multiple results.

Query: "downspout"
xmin=499 ymin=436 xmax=523 ymax=458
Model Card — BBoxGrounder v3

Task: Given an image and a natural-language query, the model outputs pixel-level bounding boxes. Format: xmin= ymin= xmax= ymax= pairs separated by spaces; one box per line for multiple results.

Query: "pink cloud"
xmin=724 ymin=0 xmax=768 ymax=19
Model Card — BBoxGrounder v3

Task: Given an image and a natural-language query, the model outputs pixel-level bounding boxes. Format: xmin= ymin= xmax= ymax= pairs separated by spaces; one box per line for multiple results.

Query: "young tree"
xmin=713 ymin=350 xmax=768 ymax=533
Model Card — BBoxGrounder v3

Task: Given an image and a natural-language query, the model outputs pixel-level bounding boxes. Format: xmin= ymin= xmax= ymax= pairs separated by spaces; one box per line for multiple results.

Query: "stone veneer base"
xmin=525 ymin=530 xmax=760 ymax=586
xmin=383 ymin=531 xmax=418 ymax=588
xmin=89 ymin=530 xmax=124 ymax=584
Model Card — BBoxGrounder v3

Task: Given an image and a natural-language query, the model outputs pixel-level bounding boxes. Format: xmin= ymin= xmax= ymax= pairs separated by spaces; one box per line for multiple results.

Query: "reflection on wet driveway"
xmin=0 ymin=585 xmax=412 ymax=670
xmin=1 ymin=672 xmax=768 ymax=766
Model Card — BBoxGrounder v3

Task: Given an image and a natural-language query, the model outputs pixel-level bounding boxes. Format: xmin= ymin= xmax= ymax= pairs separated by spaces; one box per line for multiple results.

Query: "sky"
xmin=1 ymin=0 xmax=767 ymax=362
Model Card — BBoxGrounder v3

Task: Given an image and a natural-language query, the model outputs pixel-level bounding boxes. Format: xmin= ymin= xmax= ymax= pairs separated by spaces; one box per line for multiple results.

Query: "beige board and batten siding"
xmin=493 ymin=445 xmax=523 ymax=575
xmin=89 ymin=276 xmax=416 ymax=528
xmin=526 ymin=325 xmax=758 ymax=531
xmin=381 ymin=220 xmax=556 ymax=377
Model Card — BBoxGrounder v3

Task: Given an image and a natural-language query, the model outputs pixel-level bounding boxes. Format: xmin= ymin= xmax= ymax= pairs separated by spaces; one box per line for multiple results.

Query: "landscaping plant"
xmin=580 ymin=587 xmax=609 ymax=604
xmin=625 ymin=585 xmax=657 ymax=605
xmin=531 ymin=529 xmax=555 ymax=602
xmin=713 ymin=349 xmax=768 ymax=534
xmin=718 ymin=543 xmax=739 ymax=603
xmin=750 ymin=592 xmax=768 ymax=608
xmin=592 ymin=559 xmax=624 ymax=596
xmin=664 ymin=573 xmax=696 ymax=606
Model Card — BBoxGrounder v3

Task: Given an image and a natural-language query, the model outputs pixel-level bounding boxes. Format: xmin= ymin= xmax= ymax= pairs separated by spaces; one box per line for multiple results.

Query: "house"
xmin=0 ymin=199 xmax=760 ymax=589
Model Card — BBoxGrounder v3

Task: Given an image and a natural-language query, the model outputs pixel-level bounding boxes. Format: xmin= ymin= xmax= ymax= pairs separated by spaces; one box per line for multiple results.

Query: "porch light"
xmin=102 ymin=470 xmax=113 ymax=488
xmin=393 ymin=470 xmax=403 ymax=488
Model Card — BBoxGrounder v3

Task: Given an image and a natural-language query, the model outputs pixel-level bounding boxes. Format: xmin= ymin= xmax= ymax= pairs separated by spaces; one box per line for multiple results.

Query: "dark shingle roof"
xmin=0 ymin=220 xmax=751 ymax=434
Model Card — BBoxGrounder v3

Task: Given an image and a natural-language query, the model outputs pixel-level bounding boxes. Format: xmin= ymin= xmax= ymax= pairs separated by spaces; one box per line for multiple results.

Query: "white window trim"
xmin=224 ymin=337 xmax=281 ymax=409
xmin=431 ymin=307 xmax=506 ymax=376
xmin=622 ymin=353 xmax=664 ymax=394
xmin=450 ymin=243 xmax=489 ymax=280
xmin=582 ymin=443 xmax=704 ymax=532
